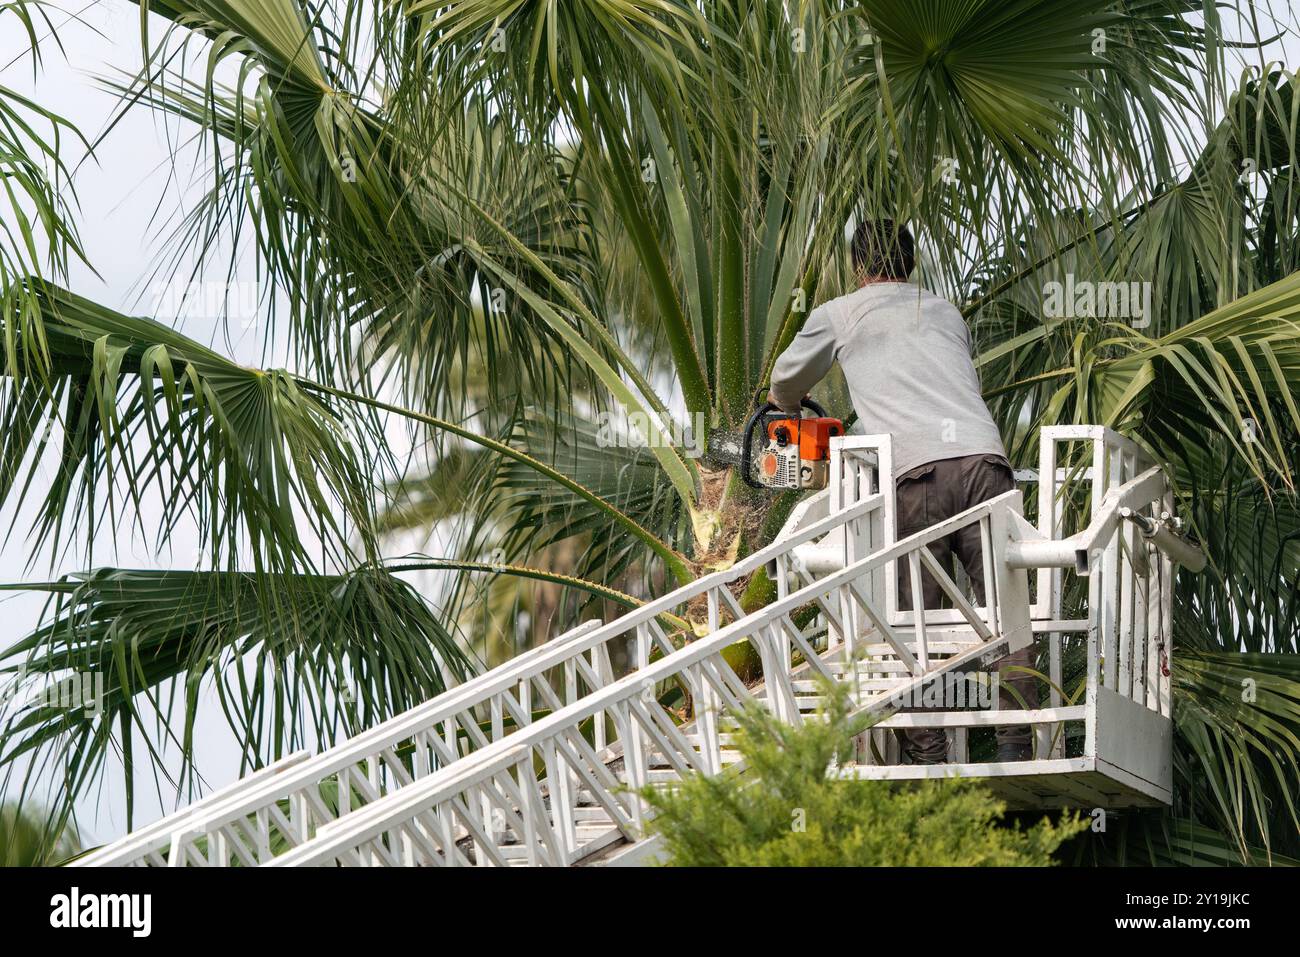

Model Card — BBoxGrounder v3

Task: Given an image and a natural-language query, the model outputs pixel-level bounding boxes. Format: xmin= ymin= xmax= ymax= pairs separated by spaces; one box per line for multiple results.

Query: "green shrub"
xmin=642 ymin=681 xmax=1085 ymax=866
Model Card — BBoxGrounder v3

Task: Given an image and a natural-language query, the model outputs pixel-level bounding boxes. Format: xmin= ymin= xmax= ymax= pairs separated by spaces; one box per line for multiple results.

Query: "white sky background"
xmin=0 ymin=2 xmax=305 ymax=842
xmin=1 ymin=2 xmax=454 ymax=846
xmin=2 ymin=2 xmax=1300 ymax=846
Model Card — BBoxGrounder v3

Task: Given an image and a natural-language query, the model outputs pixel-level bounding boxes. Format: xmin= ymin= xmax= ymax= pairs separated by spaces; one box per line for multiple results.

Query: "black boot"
xmin=901 ymin=729 xmax=949 ymax=765
xmin=994 ymin=741 xmax=1032 ymax=762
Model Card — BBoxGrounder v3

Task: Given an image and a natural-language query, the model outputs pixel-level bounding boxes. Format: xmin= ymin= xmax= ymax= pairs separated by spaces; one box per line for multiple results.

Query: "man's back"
xmin=770 ymin=282 xmax=1004 ymax=476
xmin=767 ymin=221 xmax=1036 ymax=765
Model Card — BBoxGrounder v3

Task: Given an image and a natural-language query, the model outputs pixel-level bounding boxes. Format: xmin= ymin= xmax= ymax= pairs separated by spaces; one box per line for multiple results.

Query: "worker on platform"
xmin=768 ymin=219 xmax=1038 ymax=765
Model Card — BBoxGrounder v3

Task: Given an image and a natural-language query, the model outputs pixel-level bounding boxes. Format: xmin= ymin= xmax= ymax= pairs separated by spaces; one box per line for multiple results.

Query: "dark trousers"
xmin=893 ymin=453 xmax=1038 ymax=762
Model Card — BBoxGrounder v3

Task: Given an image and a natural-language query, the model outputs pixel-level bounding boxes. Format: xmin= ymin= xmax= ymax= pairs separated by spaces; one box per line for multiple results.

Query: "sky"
xmin=1 ymin=2 xmax=459 ymax=847
xmin=0 ymin=3 xmax=281 ymax=842
xmin=3 ymin=1 xmax=1300 ymax=847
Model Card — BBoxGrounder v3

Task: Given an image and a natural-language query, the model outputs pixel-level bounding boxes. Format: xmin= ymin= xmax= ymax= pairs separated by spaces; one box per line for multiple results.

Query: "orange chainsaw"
xmin=740 ymin=395 xmax=843 ymax=491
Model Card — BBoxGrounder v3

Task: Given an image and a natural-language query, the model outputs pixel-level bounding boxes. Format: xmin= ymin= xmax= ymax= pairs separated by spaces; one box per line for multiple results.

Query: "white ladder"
xmin=78 ymin=427 xmax=1195 ymax=866
xmin=75 ymin=444 xmax=888 ymax=866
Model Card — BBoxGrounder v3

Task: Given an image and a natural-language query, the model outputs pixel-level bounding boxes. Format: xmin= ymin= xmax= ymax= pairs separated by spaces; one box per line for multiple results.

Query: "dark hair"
xmin=851 ymin=219 xmax=914 ymax=280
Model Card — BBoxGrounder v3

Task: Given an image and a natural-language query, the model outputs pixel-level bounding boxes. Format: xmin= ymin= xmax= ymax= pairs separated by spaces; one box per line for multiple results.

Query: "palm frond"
xmin=0 ymin=565 xmax=473 ymax=829
xmin=0 ymin=281 xmax=386 ymax=573
xmin=1171 ymin=649 xmax=1300 ymax=861
xmin=0 ymin=0 xmax=91 ymax=290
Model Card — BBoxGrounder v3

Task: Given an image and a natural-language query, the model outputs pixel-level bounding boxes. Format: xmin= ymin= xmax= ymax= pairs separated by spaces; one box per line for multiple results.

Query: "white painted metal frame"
xmin=84 ymin=426 xmax=1189 ymax=868
xmin=819 ymin=434 xmax=1017 ymax=632
xmin=267 ymin=486 xmax=1029 ymax=867
xmin=1019 ymin=426 xmax=1174 ymax=771
xmin=78 ymin=487 xmax=882 ymax=867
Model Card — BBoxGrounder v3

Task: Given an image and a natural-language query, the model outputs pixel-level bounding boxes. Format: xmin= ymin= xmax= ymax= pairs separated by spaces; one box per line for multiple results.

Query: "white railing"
xmin=76 ymin=473 xmax=883 ymax=867
xmin=80 ymin=427 xmax=1195 ymax=867
xmin=267 ymin=487 xmax=1031 ymax=866
xmin=72 ymin=619 xmax=610 ymax=866
xmin=1010 ymin=426 xmax=1177 ymax=762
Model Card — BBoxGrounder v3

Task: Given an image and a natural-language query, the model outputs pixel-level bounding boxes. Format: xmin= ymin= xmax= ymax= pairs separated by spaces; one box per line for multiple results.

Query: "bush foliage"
xmin=643 ymin=683 xmax=1085 ymax=866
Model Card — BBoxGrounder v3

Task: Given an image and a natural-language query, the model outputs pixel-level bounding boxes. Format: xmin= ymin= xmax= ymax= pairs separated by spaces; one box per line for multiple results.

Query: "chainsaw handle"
xmin=740 ymin=402 xmax=775 ymax=489
xmin=798 ymin=396 xmax=830 ymax=418
xmin=740 ymin=396 xmax=829 ymax=489
xmin=749 ymin=389 xmax=829 ymax=419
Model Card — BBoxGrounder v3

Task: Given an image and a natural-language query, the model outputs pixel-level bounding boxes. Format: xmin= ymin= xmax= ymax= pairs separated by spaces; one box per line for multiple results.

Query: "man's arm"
xmin=769 ymin=305 xmax=836 ymax=412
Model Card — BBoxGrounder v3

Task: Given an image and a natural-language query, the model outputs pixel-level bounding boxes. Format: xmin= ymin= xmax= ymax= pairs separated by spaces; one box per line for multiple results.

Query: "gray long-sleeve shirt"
xmin=769 ymin=282 xmax=1005 ymax=476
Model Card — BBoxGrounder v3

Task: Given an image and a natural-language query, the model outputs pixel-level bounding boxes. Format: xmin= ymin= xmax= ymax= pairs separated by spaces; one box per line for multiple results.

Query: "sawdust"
xmin=682 ymin=465 xmax=777 ymax=632
xmin=698 ymin=465 xmax=730 ymax=512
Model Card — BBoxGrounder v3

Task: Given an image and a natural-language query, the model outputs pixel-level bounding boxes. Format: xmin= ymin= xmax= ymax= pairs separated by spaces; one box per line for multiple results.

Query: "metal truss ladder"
xmin=77 ymin=426 xmax=1198 ymax=867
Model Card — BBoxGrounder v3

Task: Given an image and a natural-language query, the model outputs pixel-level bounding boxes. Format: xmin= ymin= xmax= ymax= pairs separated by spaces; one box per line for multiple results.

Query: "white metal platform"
xmin=74 ymin=425 xmax=1195 ymax=867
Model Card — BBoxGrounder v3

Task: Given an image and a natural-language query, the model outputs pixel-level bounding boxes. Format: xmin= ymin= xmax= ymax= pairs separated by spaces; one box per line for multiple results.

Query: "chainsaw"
xmin=738 ymin=394 xmax=844 ymax=491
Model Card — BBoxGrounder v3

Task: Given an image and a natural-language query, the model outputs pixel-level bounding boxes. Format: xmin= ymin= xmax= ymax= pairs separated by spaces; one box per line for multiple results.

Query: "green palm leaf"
xmin=0 ymin=565 xmax=473 ymax=829
xmin=1172 ymin=649 xmax=1300 ymax=861
xmin=1 ymin=281 xmax=385 ymax=573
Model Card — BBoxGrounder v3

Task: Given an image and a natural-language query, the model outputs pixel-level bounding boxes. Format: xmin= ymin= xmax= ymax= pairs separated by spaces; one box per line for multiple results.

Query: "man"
xmin=769 ymin=219 xmax=1037 ymax=765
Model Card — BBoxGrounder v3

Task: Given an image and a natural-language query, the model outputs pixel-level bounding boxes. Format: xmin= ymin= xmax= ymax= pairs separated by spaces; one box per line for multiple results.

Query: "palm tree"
xmin=0 ymin=801 xmax=80 ymax=866
xmin=1 ymin=0 xmax=1298 ymax=864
